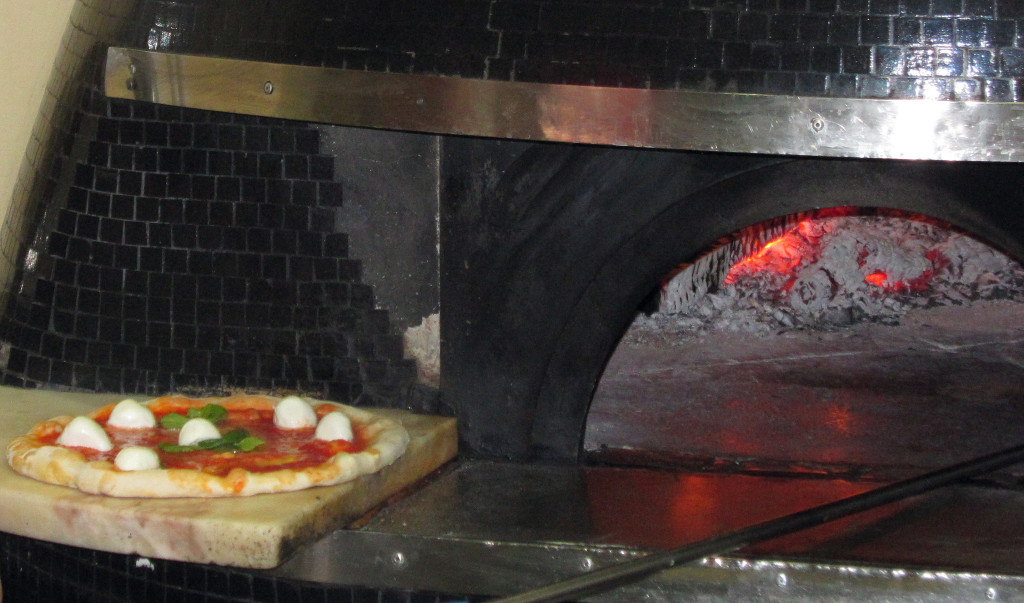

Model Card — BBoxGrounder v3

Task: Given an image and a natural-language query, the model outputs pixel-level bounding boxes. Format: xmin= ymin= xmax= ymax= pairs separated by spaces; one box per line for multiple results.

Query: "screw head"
xmin=264 ymin=81 xmax=274 ymax=95
xmin=810 ymin=117 xmax=825 ymax=132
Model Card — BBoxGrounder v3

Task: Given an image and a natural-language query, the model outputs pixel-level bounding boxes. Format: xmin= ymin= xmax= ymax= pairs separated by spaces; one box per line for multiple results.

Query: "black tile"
xmin=210 ymin=150 xmax=234 ymax=175
xmin=183 ymin=149 xmax=208 ymax=173
xmin=149 ymin=222 xmax=173 ymax=247
xmin=219 ymin=124 xmax=245 ymax=149
xmin=1000 ymin=47 xmax=1024 ymax=75
xmin=895 ymin=17 xmax=921 ymax=44
xmin=919 ymin=76 xmax=954 ymax=98
xmin=260 ymin=154 xmax=284 ymax=178
xmin=92 ymin=241 xmax=116 ymax=267
xmin=216 ymin=177 xmax=241 ymax=201
xmin=284 ymin=154 xmax=309 ymax=179
xmin=136 ymin=196 xmax=160 ymax=221
xmin=120 ymin=120 xmax=144 ymax=145
xmin=135 ymin=147 xmax=159 ymax=172
xmin=88 ymin=142 xmax=110 ymax=167
xmin=891 ymin=75 xmax=923 ymax=97
xmin=144 ymin=172 xmax=168 ymax=197
xmin=95 ymin=167 xmax=119 ymax=193
xmin=296 ymin=129 xmax=320 ymax=154
xmin=169 ymin=123 xmax=193 ymax=147
xmin=194 ymin=123 xmax=217 ymax=147
xmin=145 ymin=122 xmax=169 ymax=146
xmin=159 ymin=148 xmax=183 ymax=172
xmin=921 ymin=18 xmax=954 ymax=44
xmin=192 ymin=175 xmax=216 ymax=200
xmin=936 ymin=47 xmax=964 ymax=75
xmin=165 ymin=248 xmax=188 ymax=272
xmin=967 ymin=48 xmax=997 ymax=75
xmin=118 ymin=171 xmax=142 ymax=196
xmin=737 ymin=13 xmax=769 ymax=40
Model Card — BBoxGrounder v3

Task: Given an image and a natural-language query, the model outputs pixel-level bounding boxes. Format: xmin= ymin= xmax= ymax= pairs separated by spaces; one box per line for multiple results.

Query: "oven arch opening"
xmin=440 ymin=139 xmax=1024 ymax=463
xmin=584 ymin=205 xmax=1024 ymax=476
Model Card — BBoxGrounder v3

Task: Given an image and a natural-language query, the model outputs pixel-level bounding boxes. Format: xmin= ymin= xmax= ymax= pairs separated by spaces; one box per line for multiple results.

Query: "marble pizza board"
xmin=0 ymin=386 xmax=457 ymax=568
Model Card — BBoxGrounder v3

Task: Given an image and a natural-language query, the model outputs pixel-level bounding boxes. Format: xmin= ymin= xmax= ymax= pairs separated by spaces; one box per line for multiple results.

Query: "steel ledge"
xmin=106 ymin=47 xmax=1024 ymax=163
xmin=268 ymin=461 xmax=1024 ymax=601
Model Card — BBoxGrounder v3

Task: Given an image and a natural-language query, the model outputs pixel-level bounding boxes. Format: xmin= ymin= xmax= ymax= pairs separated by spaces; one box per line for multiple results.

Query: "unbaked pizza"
xmin=6 ymin=395 xmax=410 ymax=497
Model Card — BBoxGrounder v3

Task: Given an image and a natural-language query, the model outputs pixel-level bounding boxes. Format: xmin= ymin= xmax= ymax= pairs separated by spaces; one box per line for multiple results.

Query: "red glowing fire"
xmin=724 ymin=216 xmax=945 ymax=295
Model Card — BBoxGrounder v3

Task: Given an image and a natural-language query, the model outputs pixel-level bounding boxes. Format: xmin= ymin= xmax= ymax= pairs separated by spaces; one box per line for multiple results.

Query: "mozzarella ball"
xmin=114 ymin=446 xmax=160 ymax=471
xmin=178 ymin=418 xmax=221 ymax=446
xmin=56 ymin=416 xmax=113 ymax=451
xmin=107 ymin=398 xmax=156 ymax=429
xmin=315 ymin=411 xmax=354 ymax=442
xmin=273 ymin=396 xmax=317 ymax=429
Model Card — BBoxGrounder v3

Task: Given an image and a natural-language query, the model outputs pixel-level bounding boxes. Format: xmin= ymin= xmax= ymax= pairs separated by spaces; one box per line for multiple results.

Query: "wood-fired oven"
xmin=3 ymin=0 xmax=1024 ymax=600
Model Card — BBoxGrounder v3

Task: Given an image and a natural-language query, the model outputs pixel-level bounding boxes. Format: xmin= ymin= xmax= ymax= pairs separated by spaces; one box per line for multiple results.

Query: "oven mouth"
xmin=585 ymin=207 xmax=1024 ymax=480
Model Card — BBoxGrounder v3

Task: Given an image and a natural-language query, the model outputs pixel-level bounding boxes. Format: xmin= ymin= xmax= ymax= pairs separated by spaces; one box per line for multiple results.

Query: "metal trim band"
xmin=106 ymin=47 xmax=1024 ymax=162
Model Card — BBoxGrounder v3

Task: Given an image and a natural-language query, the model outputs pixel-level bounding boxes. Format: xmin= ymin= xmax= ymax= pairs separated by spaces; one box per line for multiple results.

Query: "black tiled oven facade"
xmin=135 ymin=0 xmax=1024 ymax=100
xmin=0 ymin=68 xmax=417 ymax=403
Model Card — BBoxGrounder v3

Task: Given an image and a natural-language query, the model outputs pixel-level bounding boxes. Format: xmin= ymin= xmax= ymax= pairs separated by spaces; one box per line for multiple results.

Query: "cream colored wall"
xmin=0 ymin=0 xmax=77 ymax=221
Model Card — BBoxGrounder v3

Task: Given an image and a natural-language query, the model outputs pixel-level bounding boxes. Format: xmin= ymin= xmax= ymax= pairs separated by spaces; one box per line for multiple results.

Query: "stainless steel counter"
xmin=271 ymin=461 xmax=1024 ymax=601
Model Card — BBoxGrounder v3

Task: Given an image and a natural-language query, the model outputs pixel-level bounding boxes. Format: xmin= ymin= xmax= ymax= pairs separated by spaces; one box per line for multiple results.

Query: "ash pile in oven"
xmin=627 ymin=211 xmax=1024 ymax=341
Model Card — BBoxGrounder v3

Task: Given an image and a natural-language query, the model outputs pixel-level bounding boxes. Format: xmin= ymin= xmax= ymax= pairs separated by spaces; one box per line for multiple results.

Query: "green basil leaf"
xmin=158 ymin=442 xmax=197 ymax=453
xmin=159 ymin=413 xmax=188 ymax=430
xmin=235 ymin=436 xmax=264 ymax=451
xmin=196 ymin=438 xmax=224 ymax=450
xmin=186 ymin=407 xmax=200 ymax=419
xmin=221 ymin=428 xmax=248 ymax=444
xmin=199 ymin=404 xmax=228 ymax=423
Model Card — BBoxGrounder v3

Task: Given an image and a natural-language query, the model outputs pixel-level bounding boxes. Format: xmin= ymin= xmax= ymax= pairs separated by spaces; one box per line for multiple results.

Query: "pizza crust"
xmin=6 ymin=396 xmax=410 ymax=498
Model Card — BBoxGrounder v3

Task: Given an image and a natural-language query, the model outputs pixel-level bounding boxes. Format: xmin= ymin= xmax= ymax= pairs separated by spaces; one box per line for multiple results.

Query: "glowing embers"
xmin=723 ymin=209 xmax=947 ymax=299
xmin=656 ymin=208 xmax=1024 ymax=332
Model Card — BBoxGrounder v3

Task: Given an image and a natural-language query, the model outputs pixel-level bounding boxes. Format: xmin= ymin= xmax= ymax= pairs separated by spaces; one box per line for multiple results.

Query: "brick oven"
xmin=3 ymin=0 xmax=1024 ymax=600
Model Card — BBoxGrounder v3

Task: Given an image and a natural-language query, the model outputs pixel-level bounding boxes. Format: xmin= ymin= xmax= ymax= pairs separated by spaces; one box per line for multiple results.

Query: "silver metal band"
xmin=105 ymin=47 xmax=1024 ymax=162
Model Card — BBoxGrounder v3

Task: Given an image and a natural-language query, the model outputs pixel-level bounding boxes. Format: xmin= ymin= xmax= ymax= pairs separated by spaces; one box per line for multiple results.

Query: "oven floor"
xmin=586 ymin=299 xmax=1024 ymax=480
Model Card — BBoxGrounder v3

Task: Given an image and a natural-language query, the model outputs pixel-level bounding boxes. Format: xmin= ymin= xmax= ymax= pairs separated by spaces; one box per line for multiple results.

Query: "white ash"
xmin=626 ymin=214 xmax=1024 ymax=344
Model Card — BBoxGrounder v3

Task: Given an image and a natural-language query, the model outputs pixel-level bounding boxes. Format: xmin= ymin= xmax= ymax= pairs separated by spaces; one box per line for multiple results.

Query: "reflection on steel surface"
xmin=272 ymin=461 xmax=1024 ymax=600
xmin=105 ymin=47 xmax=1024 ymax=162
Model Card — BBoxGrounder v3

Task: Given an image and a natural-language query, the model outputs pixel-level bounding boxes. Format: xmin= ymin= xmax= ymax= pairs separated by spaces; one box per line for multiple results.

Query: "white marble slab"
xmin=0 ymin=387 xmax=456 ymax=568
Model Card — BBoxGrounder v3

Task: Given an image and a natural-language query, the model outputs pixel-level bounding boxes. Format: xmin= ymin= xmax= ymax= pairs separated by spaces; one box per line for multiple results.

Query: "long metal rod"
xmin=493 ymin=442 xmax=1024 ymax=603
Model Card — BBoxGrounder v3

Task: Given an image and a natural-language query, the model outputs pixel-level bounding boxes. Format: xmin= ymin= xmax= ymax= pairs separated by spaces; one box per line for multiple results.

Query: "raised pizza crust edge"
xmin=6 ymin=397 xmax=411 ymax=498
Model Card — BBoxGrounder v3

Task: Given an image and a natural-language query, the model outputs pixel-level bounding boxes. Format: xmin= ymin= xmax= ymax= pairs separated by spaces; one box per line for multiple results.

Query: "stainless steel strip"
xmin=106 ymin=47 xmax=1024 ymax=163
xmin=270 ymin=529 xmax=1024 ymax=601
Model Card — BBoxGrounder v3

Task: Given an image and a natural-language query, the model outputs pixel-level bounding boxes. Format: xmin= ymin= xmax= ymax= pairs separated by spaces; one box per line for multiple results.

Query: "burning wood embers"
xmin=640 ymin=208 xmax=1024 ymax=338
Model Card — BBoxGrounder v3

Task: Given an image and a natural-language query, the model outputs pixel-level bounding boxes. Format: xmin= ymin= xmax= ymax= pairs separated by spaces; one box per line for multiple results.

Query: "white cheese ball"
xmin=315 ymin=411 xmax=354 ymax=442
xmin=114 ymin=446 xmax=160 ymax=471
xmin=107 ymin=398 xmax=156 ymax=429
xmin=178 ymin=418 xmax=221 ymax=446
xmin=273 ymin=396 xmax=317 ymax=429
xmin=57 ymin=416 xmax=113 ymax=451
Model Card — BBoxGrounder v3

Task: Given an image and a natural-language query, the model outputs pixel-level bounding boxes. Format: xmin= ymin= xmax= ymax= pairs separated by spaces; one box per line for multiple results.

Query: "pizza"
xmin=6 ymin=395 xmax=410 ymax=497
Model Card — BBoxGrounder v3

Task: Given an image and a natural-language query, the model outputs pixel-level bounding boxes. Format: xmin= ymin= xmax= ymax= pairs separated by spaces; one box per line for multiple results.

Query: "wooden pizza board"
xmin=0 ymin=386 xmax=457 ymax=568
